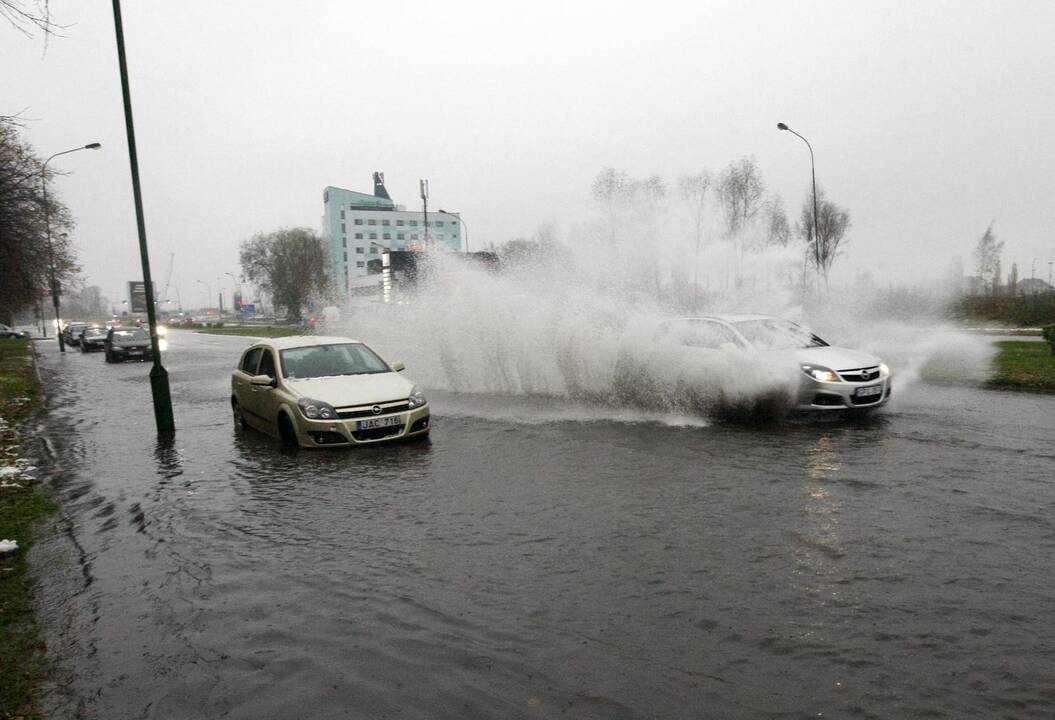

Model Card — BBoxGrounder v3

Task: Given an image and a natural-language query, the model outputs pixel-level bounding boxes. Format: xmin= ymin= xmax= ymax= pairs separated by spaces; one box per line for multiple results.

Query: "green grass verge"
xmin=0 ymin=339 xmax=52 ymax=719
xmin=989 ymin=340 xmax=1055 ymax=392
xmin=179 ymin=325 xmax=313 ymax=338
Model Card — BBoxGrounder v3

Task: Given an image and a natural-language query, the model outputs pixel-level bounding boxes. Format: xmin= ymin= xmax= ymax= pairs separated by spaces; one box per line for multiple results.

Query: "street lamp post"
xmin=777 ymin=122 xmax=821 ymax=288
xmin=41 ymin=143 xmax=102 ymax=351
xmin=225 ymin=271 xmax=240 ymax=313
xmin=437 ymin=209 xmax=469 ymax=253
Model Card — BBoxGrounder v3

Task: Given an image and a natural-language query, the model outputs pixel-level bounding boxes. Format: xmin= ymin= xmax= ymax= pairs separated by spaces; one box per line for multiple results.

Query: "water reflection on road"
xmin=27 ymin=332 xmax=1055 ymax=719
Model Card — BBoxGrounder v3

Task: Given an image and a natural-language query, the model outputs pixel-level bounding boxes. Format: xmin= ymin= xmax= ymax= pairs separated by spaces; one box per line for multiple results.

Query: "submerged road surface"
xmin=27 ymin=330 xmax=1055 ymax=719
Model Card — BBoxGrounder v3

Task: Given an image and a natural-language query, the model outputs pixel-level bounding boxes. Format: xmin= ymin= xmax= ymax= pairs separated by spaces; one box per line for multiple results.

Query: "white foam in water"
xmin=333 ymin=198 xmax=994 ymax=421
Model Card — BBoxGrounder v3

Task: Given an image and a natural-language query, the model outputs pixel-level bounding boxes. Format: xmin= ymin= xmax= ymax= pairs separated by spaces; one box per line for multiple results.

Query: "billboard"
xmin=128 ymin=281 xmax=148 ymax=313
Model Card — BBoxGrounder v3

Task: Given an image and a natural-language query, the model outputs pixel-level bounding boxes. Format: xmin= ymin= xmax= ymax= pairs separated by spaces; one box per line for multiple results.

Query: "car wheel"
xmin=232 ymin=398 xmax=247 ymax=429
xmin=278 ymin=413 xmax=298 ymax=447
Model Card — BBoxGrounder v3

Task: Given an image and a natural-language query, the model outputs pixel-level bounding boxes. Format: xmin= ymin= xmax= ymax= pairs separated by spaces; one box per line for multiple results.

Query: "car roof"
xmin=254 ymin=335 xmax=363 ymax=351
xmin=669 ymin=314 xmax=781 ymax=324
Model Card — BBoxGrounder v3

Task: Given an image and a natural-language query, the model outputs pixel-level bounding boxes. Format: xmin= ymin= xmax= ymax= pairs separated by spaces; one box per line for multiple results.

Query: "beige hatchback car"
xmin=231 ymin=336 xmax=430 ymax=448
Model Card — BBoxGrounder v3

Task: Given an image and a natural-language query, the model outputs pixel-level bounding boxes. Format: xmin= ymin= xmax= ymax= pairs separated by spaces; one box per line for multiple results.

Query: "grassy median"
xmin=989 ymin=340 xmax=1055 ymax=392
xmin=0 ymin=339 xmax=52 ymax=719
xmin=180 ymin=325 xmax=312 ymax=338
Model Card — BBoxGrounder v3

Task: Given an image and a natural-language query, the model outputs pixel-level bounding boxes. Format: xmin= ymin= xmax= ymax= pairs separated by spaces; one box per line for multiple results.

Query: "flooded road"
xmin=28 ymin=330 xmax=1055 ymax=718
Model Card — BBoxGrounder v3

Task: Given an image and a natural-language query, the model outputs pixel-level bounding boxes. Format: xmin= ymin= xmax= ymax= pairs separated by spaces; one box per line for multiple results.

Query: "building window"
xmin=356 ymin=261 xmax=365 ymax=268
xmin=434 ymin=220 xmax=443 ymax=227
xmin=343 ymin=251 xmax=347 ymax=261
xmin=396 ymin=220 xmax=404 ymax=226
xmin=341 ymin=223 xmax=346 ymax=233
xmin=409 ymin=220 xmax=418 ymax=227
xmin=368 ymin=219 xmax=377 ymax=225
xmin=383 ymin=232 xmax=391 ymax=240
xmin=340 ymin=209 xmax=345 ymax=219
xmin=356 ymin=247 xmax=364 ymax=254
xmin=355 ymin=232 xmax=363 ymax=239
xmin=411 ymin=233 xmax=418 ymax=240
xmin=397 ymin=233 xmax=404 ymax=240
xmin=342 ymin=238 xmax=347 ymax=248
xmin=370 ymin=247 xmax=378 ymax=254
xmin=369 ymin=232 xmax=377 ymax=239
xmin=382 ymin=219 xmax=390 ymax=226
xmin=354 ymin=219 xmax=363 ymax=225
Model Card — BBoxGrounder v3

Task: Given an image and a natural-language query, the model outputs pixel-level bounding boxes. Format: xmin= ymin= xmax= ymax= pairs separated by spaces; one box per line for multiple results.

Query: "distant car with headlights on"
xmin=62 ymin=322 xmax=90 ymax=347
xmin=79 ymin=325 xmax=108 ymax=352
xmin=620 ymin=314 xmax=894 ymax=411
xmin=230 ymin=336 xmax=430 ymax=448
xmin=104 ymin=326 xmax=151 ymax=362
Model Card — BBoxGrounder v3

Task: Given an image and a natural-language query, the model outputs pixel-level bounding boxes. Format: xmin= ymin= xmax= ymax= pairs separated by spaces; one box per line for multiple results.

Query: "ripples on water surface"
xmin=27 ymin=334 xmax=1055 ymax=718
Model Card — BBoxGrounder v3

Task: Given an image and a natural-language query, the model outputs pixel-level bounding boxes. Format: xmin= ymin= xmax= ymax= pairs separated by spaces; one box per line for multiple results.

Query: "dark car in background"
xmin=79 ymin=325 xmax=108 ymax=352
xmin=62 ymin=322 xmax=90 ymax=347
xmin=104 ymin=326 xmax=151 ymax=363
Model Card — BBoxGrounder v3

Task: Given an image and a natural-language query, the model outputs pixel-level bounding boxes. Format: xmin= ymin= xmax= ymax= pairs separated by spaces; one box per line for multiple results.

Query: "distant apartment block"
xmin=322 ymin=173 xmax=463 ymax=293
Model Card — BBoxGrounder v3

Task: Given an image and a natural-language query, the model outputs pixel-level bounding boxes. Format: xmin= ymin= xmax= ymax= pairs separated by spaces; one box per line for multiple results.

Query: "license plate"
xmin=855 ymin=384 xmax=883 ymax=398
xmin=356 ymin=415 xmax=401 ymax=430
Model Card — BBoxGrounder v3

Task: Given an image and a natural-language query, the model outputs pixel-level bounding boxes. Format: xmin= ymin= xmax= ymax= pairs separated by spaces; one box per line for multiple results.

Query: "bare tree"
xmin=678 ymin=170 xmax=712 ymax=305
xmin=240 ymin=228 xmax=331 ymax=322
xmin=797 ymin=188 xmax=851 ymax=288
xmin=764 ymin=196 xmax=791 ymax=248
xmin=716 ymin=157 xmax=765 ymax=236
xmin=973 ymin=222 xmax=1003 ymax=295
xmin=1 ymin=0 xmax=62 ymax=37
xmin=0 ymin=121 xmax=76 ymax=322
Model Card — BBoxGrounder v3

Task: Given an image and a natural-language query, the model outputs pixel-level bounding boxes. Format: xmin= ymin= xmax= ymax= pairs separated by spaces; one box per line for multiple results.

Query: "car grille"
xmin=352 ymin=424 xmax=405 ymax=441
xmin=839 ymin=366 xmax=881 ymax=382
xmin=336 ymin=401 xmax=410 ymax=419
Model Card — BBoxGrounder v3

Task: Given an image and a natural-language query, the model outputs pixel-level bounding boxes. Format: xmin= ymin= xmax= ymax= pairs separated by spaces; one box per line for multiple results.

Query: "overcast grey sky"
xmin=5 ymin=0 xmax=1055 ymax=305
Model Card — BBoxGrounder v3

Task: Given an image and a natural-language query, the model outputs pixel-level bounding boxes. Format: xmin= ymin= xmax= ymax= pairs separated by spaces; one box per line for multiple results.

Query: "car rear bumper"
xmin=292 ymin=404 xmax=431 ymax=448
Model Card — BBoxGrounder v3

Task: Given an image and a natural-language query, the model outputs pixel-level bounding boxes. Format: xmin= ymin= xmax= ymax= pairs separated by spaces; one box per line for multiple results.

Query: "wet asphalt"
xmin=25 ymin=330 xmax=1055 ymax=719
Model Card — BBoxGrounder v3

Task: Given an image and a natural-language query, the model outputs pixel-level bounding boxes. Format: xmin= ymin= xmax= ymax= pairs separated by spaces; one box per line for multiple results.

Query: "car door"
xmin=250 ymin=348 xmax=281 ymax=434
xmin=233 ymin=346 xmax=264 ymax=428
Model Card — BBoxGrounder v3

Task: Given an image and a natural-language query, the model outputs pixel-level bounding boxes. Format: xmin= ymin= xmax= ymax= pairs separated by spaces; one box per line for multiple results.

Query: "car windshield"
xmin=85 ymin=326 xmax=105 ymax=335
xmin=733 ymin=319 xmax=829 ymax=350
xmin=280 ymin=343 xmax=390 ymax=379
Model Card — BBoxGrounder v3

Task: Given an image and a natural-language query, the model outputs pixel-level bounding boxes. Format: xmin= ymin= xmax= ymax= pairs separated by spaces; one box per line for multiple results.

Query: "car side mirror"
xmin=251 ymin=374 xmax=277 ymax=387
xmin=391 ymin=361 xmax=405 ymax=372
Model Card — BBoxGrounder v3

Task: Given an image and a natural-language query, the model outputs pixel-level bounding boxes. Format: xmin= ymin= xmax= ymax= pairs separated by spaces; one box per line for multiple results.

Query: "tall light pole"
xmin=112 ymin=0 xmax=174 ymax=433
xmin=777 ymin=122 xmax=821 ymax=288
xmin=437 ymin=209 xmax=469 ymax=252
xmin=42 ymin=143 xmax=102 ymax=351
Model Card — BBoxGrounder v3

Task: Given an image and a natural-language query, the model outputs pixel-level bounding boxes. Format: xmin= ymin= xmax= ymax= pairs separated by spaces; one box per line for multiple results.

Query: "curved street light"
xmin=777 ymin=122 xmax=821 ymax=286
xmin=42 ymin=142 xmax=102 ymax=351
xmin=437 ymin=209 xmax=469 ymax=253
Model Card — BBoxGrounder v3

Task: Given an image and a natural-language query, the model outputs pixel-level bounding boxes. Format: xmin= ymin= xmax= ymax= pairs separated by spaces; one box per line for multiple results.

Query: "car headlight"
xmin=879 ymin=362 xmax=890 ymax=377
xmin=157 ymin=325 xmax=168 ymax=337
xmin=408 ymin=385 xmax=427 ymax=409
xmin=801 ymin=364 xmax=837 ymax=382
xmin=297 ymin=397 xmax=338 ymax=420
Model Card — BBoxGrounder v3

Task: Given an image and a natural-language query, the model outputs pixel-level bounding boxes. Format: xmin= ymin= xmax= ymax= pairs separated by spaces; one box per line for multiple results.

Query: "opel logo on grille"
xmin=371 ymin=405 xmax=382 ymax=415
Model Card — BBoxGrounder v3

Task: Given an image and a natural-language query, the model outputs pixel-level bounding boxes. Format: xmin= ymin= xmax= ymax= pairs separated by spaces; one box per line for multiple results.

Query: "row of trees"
xmin=0 ymin=119 xmax=78 ymax=323
xmin=590 ymin=158 xmax=851 ymax=290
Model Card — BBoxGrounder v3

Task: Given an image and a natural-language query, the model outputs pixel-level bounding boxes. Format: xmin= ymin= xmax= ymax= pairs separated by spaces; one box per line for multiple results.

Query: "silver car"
xmin=655 ymin=315 xmax=891 ymax=412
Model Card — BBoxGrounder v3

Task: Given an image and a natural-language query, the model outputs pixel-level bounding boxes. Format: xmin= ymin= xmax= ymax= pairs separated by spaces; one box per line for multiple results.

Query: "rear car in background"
xmin=230 ymin=336 xmax=430 ymax=448
xmin=79 ymin=325 xmax=108 ymax=352
xmin=104 ymin=326 xmax=151 ymax=363
xmin=62 ymin=322 xmax=90 ymax=347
